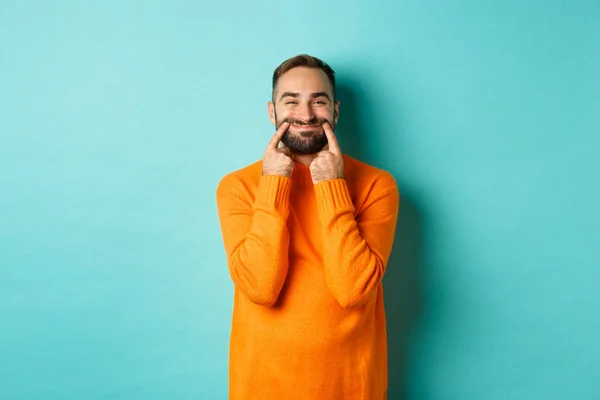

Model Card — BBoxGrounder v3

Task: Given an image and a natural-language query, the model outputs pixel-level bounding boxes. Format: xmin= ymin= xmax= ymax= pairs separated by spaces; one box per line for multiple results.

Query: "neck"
xmin=292 ymin=153 xmax=317 ymax=167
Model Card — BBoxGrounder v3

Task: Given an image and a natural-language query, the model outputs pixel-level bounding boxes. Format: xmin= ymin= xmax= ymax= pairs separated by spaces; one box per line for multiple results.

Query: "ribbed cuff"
xmin=313 ymin=179 xmax=355 ymax=218
xmin=254 ymin=175 xmax=292 ymax=214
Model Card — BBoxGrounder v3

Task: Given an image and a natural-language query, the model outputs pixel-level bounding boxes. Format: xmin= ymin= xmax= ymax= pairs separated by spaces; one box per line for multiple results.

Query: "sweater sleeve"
xmin=313 ymin=174 xmax=399 ymax=308
xmin=216 ymin=174 xmax=292 ymax=306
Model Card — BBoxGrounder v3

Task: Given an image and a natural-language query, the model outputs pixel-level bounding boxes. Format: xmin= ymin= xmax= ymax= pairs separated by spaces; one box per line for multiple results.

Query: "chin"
xmin=293 ymin=144 xmax=327 ymax=155
xmin=281 ymin=133 xmax=328 ymax=155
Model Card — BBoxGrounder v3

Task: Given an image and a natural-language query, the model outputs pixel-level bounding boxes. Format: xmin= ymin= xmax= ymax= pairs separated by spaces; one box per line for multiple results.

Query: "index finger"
xmin=322 ymin=121 xmax=341 ymax=155
xmin=267 ymin=122 xmax=290 ymax=149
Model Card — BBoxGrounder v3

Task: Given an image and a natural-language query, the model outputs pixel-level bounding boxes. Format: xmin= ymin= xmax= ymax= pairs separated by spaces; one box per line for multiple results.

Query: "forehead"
xmin=275 ymin=67 xmax=333 ymax=96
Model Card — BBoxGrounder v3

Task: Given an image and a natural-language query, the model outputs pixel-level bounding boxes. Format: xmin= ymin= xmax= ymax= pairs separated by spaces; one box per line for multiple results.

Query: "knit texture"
xmin=216 ymin=155 xmax=399 ymax=400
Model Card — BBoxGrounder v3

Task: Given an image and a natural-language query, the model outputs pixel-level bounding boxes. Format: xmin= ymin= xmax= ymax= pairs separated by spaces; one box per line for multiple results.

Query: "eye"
xmin=285 ymin=101 xmax=297 ymax=105
xmin=314 ymin=101 xmax=326 ymax=105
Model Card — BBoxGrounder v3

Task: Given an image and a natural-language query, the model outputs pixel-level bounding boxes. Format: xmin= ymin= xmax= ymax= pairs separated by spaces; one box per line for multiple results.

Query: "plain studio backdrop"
xmin=1 ymin=1 xmax=599 ymax=399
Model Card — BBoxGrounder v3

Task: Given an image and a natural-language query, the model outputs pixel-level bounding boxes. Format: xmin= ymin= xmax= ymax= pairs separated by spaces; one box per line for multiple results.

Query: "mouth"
xmin=291 ymin=124 xmax=322 ymax=129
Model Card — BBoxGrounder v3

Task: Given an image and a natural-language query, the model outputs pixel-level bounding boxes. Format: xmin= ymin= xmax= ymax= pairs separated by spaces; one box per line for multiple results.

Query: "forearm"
xmin=314 ymin=178 xmax=398 ymax=308
xmin=218 ymin=175 xmax=292 ymax=306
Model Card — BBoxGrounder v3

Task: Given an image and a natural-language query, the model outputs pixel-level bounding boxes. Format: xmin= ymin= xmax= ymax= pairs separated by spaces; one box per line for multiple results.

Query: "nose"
xmin=295 ymin=102 xmax=315 ymax=123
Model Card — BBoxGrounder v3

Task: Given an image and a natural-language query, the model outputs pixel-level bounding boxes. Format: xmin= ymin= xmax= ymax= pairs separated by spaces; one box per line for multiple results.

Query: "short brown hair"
xmin=272 ymin=54 xmax=336 ymax=102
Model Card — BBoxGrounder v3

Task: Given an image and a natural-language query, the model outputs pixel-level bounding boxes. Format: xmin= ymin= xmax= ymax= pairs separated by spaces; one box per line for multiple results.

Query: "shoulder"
xmin=216 ymin=160 xmax=262 ymax=198
xmin=343 ymin=155 xmax=398 ymax=191
xmin=342 ymin=155 xmax=399 ymax=215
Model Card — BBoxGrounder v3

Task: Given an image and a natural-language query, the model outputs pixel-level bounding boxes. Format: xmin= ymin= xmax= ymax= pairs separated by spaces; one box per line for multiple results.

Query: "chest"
xmin=286 ymin=184 xmax=323 ymax=258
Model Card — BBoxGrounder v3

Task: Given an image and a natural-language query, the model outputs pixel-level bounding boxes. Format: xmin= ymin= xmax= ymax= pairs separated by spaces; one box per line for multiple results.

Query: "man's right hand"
xmin=262 ymin=122 xmax=294 ymax=178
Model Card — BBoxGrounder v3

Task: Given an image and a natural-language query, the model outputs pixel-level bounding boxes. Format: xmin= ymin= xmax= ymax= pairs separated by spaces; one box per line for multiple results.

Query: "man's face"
xmin=268 ymin=67 xmax=339 ymax=155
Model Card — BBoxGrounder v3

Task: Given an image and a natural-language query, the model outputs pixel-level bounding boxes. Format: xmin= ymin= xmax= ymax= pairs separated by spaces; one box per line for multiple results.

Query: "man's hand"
xmin=262 ymin=122 xmax=295 ymax=178
xmin=309 ymin=121 xmax=344 ymax=184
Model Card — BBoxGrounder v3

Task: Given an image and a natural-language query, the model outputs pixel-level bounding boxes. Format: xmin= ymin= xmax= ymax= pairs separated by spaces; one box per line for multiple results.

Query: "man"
xmin=216 ymin=54 xmax=399 ymax=400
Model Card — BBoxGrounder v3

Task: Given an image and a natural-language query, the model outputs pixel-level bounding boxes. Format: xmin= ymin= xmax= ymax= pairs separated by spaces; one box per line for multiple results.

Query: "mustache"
xmin=282 ymin=117 xmax=329 ymax=126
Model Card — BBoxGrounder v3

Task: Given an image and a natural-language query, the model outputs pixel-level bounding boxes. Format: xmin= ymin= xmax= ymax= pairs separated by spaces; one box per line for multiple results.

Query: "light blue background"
xmin=1 ymin=1 xmax=599 ymax=399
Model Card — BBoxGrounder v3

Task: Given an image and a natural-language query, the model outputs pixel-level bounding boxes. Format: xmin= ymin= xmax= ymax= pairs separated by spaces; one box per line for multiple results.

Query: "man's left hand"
xmin=309 ymin=121 xmax=344 ymax=184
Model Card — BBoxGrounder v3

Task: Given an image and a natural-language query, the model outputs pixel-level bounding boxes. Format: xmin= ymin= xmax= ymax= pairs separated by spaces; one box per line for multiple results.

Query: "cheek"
xmin=274 ymin=109 xmax=290 ymax=121
xmin=316 ymin=108 xmax=334 ymax=120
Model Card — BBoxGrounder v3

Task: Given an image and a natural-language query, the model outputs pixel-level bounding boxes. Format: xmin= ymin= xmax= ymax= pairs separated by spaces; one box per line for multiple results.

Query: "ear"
xmin=334 ymin=100 xmax=340 ymax=124
xmin=268 ymin=101 xmax=276 ymax=125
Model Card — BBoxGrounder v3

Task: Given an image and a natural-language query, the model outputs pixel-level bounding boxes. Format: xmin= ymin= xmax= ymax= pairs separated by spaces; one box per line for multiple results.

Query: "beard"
xmin=275 ymin=115 xmax=335 ymax=155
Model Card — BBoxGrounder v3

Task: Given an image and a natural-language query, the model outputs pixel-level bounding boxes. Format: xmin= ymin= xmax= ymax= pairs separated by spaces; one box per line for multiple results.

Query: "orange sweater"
xmin=216 ymin=155 xmax=399 ymax=400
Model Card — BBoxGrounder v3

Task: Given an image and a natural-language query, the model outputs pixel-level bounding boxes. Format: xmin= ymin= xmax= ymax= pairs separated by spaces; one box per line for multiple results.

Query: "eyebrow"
xmin=279 ymin=92 xmax=331 ymax=102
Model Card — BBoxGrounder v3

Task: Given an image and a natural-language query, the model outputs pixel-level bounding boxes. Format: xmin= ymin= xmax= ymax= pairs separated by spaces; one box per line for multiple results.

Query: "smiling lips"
xmin=291 ymin=124 xmax=322 ymax=129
